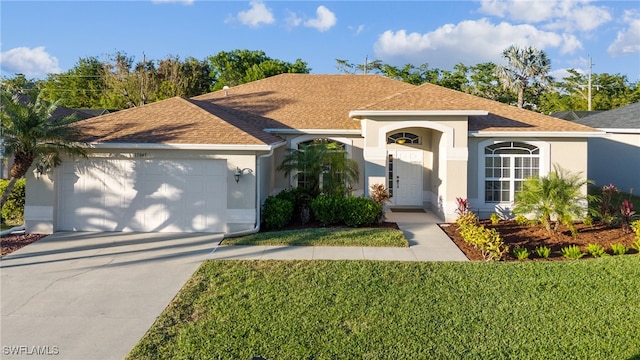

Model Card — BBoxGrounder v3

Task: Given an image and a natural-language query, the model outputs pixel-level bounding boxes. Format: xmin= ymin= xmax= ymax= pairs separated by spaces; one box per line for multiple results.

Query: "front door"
xmin=388 ymin=150 xmax=423 ymax=206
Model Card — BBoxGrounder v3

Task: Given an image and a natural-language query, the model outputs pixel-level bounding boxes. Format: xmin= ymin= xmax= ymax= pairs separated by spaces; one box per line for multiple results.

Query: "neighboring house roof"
xmin=15 ymin=93 xmax=96 ymax=122
xmin=71 ymin=96 xmax=283 ymax=145
xmin=571 ymin=102 xmax=640 ymax=129
xmin=193 ymin=74 xmax=416 ymax=131
xmin=359 ymin=82 xmax=599 ymax=133
xmin=549 ymin=110 xmax=604 ymax=121
xmin=50 ymin=106 xmax=95 ymax=122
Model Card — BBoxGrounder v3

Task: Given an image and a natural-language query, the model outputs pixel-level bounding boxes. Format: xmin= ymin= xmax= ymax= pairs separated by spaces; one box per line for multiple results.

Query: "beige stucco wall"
xmin=468 ymin=137 xmax=589 ymax=219
xmin=271 ymin=134 xmax=366 ymax=196
xmin=25 ymin=148 xmax=263 ymax=234
xmin=358 ymin=116 xmax=470 ymax=221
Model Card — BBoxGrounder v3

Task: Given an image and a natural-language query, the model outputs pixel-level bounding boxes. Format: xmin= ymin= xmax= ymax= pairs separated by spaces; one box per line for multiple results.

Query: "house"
xmin=571 ymin=102 xmax=640 ymax=193
xmin=24 ymin=74 xmax=602 ymax=234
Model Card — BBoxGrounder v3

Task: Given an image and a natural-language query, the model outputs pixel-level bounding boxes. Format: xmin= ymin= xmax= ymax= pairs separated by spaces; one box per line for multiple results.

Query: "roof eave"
xmin=263 ymin=128 xmax=362 ymax=135
xmin=88 ymin=141 xmax=285 ymax=151
xmin=468 ymin=131 xmax=607 ymax=138
xmin=349 ymin=110 xmax=489 ymax=119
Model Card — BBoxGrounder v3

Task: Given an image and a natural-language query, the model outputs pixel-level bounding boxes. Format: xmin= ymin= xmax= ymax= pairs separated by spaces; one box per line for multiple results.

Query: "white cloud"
xmin=235 ymin=1 xmax=275 ymax=28
xmin=0 ymin=46 xmax=61 ymax=77
xmin=304 ymin=6 xmax=336 ymax=32
xmin=373 ymin=19 xmax=581 ymax=69
xmin=608 ymin=10 xmax=640 ymax=55
xmin=151 ymin=0 xmax=194 ymax=5
xmin=478 ymin=0 xmax=611 ymax=32
xmin=285 ymin=10 xmax=302 ymax=30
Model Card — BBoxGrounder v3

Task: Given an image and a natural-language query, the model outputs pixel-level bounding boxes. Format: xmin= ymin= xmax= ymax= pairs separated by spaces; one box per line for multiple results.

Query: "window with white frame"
xmin=484 ymin=141 xmax=540 ymax=203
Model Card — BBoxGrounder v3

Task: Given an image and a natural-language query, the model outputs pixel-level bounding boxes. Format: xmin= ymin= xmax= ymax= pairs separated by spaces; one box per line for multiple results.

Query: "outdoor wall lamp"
xmin=234 ymin=167 xmax=253 ymax=183
xmin=33 ymin=164 xmax=44 ymax=179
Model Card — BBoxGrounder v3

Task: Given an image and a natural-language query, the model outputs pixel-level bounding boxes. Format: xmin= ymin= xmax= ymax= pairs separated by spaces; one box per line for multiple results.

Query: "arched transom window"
xmin=484 ymin=141 xmax=540 ymax=203
xmin=387 ymin=132 xmax=420 ymax=144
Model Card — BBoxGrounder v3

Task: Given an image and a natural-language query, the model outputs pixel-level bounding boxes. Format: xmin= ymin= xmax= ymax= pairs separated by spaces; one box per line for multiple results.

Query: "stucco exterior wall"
xmin=25 ymin=149 xmax=261 ymax=234
xmin=468 ymin=137 xmax=589 ymax=219
xmin=587 ymin=133 xmax=640 ymax=192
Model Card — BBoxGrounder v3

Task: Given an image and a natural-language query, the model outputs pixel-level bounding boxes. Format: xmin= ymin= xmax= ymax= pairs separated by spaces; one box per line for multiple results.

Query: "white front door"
xmin=389 ymin=150 xmax=423 ymax=206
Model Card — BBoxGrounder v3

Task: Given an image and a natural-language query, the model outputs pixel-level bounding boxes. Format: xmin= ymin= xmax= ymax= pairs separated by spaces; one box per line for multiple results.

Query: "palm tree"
xmin=495 ymin=45 xmax=553 ymax=108
xmin=0 ymin=90 xmax=87 ymax=212
xmin=513 ymin=165 xmax=591 ymax=233
xmin=277 ymin=140 xmax=359 ymax=197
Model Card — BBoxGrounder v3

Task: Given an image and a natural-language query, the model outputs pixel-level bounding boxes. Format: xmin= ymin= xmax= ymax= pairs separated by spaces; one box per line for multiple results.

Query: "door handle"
xmin=396 ymin=176 xmax=400 ymax=188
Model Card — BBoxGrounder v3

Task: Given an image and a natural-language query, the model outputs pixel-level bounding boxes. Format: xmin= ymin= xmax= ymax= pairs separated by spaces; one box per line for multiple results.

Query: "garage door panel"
xmin=59 ymin=158 xmax=227 ymax=233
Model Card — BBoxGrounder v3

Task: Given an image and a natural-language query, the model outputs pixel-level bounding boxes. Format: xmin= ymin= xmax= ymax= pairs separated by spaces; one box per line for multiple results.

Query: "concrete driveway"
xmin=1 ymin=231 xmax=222 ymax=360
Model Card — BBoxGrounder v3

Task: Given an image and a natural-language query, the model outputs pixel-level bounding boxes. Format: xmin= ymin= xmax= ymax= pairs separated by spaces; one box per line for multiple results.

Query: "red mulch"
xmin=440 ymin=220 xmax=638 ymax=261
xmin=1 ymin=233 xmax=49 ymax=256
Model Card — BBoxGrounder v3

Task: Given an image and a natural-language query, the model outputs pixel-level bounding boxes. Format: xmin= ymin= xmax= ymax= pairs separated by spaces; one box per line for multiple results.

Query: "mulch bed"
xmin=1 ymin=233 xmax=49 ymax=256
xmin=440 ymin=220 xmax=638 ymax=261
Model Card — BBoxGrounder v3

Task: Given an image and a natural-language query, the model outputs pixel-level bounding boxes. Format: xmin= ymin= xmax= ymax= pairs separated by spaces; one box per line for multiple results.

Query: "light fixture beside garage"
xmin=33 ymin=164 xmax=45 ymax=179
xmin=234 ymin=167 xmax=253 ymax=183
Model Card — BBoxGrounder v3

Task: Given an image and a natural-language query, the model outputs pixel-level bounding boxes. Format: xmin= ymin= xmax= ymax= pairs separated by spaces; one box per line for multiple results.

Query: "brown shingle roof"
xmin=193 ymin=74 xmax=417 ymax=130
xmin=361 ymin=82 xmax=599 ymax=133
xmin=71 ymin=97 xmax=282 ymax=145
xmin=73 ymin=74 xmax=599 ymax=146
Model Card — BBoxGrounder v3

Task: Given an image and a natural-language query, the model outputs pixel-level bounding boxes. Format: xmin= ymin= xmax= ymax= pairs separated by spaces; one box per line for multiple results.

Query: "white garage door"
xmin=58 ymin=158 xmax=227 ymax=233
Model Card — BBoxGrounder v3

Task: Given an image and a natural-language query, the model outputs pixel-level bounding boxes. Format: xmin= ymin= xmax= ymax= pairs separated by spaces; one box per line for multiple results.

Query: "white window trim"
xmin=477 ymin=139 xmax=550 ymax=211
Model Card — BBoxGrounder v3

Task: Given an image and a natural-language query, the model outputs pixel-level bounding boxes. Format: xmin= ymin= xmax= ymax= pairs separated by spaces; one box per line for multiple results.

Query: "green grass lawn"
xmin=222 ymin=227 xmax=408 ymax=247
xmin=128 ymin=257 xmax=640 ymax=359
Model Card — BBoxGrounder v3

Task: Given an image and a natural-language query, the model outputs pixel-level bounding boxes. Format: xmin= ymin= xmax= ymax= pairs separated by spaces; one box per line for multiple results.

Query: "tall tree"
xmin=208 ymin=49 xmax=310 ymax=90
xmin=0 ymin=90 xmax=87 ymax=211
xmin=40 ymin=57 xmax=106 ymax=108
xmin=495 ymin=45 xmax=553 ymax=108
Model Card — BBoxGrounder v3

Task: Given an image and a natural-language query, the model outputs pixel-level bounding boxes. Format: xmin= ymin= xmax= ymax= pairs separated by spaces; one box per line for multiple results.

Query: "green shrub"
xmin=341 ymin=196 xmax=381 ymax=227
xmin=535 ymin=245 xmax=551 ymax=258
xmin=310 ymin=195 xmax=345 ymax=226
xmin=276 ymin=187 xmax=313 ymax=225
xmin=610 ymin=243 xmax=627 ymax=256
xmin=456 ymin=211 xmax=478 ymax=230
xmin=490 ymin=213 xmax=500 ymax=225
xmin=632 ymin=220 xmax=640 ymax=241
xmin=586 ymin=244 xmax=607 ymax=258
xmin=560 ymin=245 xmax=585 ymax=259
xmin=458 ymin=220 xmax=507 ymax=261
xmin=262 ymin=196 xmax=294 ymax=230
xmin=513 ymin=247 xmax=529 ymax=260
xmin=0 ymin=178 xmax=26 ymax=225
xmin=632 ymin=239 xmax=640 ymax=254
xmin=582 ymin=214 xmax=594 ymax=227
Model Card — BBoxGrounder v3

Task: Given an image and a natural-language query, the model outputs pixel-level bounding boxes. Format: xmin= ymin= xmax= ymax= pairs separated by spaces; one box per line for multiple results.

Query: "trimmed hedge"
xmin=0 ymin=178 xmax=26 ymax=225
xmin=262 ymin=196 xmax=294 ymax=230
xmin=311 ymin=195 xmax=381 ymax=227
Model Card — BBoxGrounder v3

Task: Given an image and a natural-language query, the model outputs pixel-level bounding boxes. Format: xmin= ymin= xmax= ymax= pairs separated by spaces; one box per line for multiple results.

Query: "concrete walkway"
xmin=0 ymin=232 xmax=222 ymax=360
xmin=209 ymin=209 xmax=469 ymax=262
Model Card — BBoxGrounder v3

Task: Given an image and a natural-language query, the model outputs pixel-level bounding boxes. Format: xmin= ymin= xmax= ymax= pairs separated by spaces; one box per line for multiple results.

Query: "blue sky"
xmin=1 ymin=0 xmax=639 ymax=82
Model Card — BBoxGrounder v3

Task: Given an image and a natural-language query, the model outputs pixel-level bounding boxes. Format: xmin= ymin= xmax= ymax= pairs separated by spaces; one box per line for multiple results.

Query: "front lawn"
xmin=128 ymin=257 xmax=640 ymax=359
xmin=222 ymin=227 xmax=408 ymax=247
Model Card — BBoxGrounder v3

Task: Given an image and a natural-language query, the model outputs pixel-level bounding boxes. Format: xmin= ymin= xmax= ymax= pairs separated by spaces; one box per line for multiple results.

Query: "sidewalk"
xmin=208 ymin=209 xmax=468 ymax=262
